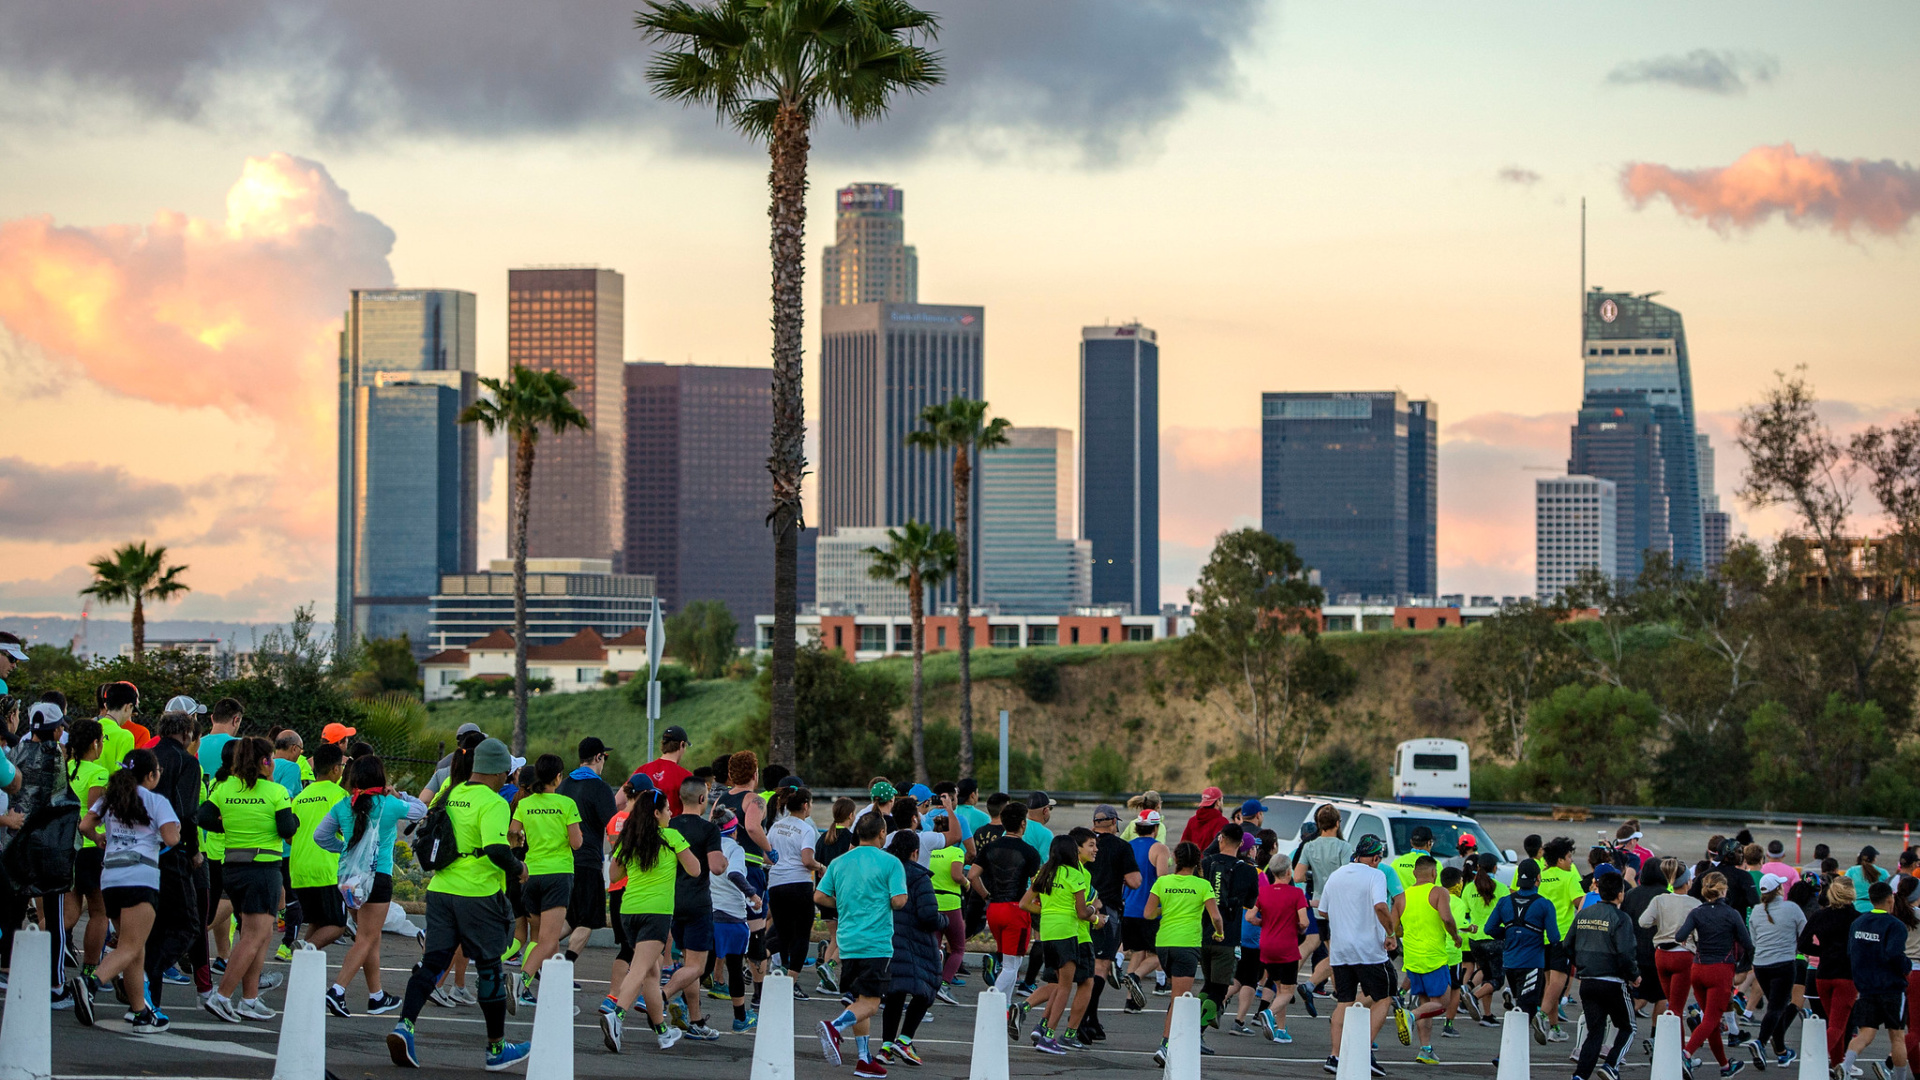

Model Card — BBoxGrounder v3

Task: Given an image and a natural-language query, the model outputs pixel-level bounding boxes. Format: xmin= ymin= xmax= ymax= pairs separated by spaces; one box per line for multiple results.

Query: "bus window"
xmin=1412 ymin=753 xmax=1459 ymax=771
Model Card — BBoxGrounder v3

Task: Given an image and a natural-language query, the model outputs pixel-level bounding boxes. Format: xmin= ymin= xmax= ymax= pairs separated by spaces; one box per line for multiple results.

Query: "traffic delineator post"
xmin=1651 ymin=1011 xmax=1687 ymax=1080
xmin=272 ymin=945 xmax=328 ymax=1080
xmin=527 ymin=957 xmax=575 ymax=1080
xmin=1162 ymin=993 xmax=1202 ymax=1080
xmin=1798 ymin=1017 xmax=1829 ymax=1080
xmin=969 ymin=987 xmax=1009 ymax=1080
xmin=0 ymin=929 xmax=51 ymax=1080
xmin=1336 ymin=1004 xmax=1375 ymax=1080
xmin=750 ymin=972 xmax=794 ymax=1080
xmin=1495 ymin=1009 xmax=1531 ymax=1080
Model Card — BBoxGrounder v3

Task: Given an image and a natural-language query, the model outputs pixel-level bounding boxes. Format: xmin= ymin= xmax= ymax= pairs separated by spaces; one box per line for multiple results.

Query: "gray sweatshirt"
xmin=1747 ymin=899 xmax=1807 ymax=966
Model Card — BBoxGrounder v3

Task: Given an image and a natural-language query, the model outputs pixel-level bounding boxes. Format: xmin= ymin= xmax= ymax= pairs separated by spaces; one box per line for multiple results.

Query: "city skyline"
xmin=1 ymin=3 xmax=1915 ymax=622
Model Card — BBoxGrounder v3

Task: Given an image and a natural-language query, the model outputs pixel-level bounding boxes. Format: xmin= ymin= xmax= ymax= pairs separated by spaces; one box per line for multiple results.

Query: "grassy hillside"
xmin=422 ymin=678 xmax=758 ymax=775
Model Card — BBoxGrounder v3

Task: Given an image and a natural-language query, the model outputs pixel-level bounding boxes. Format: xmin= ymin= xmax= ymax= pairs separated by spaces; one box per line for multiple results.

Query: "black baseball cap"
xmin=662 ymin=725 xmax=689 ymax=744
xmin=1028 ymin=790 xmax=1052 ymax=811
xmin=577 ymin=736 xmax=608 ymax=760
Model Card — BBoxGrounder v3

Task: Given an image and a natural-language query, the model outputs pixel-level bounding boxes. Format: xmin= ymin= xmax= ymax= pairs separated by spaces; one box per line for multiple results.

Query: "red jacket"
xmin=1181 ymin=805 xmax=1226 ymax=852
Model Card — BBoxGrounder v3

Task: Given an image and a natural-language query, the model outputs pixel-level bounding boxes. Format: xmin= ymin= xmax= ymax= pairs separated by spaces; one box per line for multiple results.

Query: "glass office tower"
xmin=1080 ymin=324 xmax=1159 ymax=614
xmin=980 ymin=427 xmax=1092 ymax=613
xmin=336 ymin=289 xmax=479 ymax=653
xmin=1569 ymin=391 xmax=1673 ymax=580
xmin=821 ymin=183 xmax=918 ymax=306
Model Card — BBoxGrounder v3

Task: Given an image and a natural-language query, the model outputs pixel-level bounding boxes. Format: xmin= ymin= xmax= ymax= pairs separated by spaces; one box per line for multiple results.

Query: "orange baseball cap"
xmin=322 ymin=722 xmax=358 ymax=744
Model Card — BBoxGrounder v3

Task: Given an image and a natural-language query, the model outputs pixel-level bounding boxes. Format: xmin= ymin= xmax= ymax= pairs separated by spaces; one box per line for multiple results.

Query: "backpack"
xmin=414 ymin=795 xmax=463 ymax=872
xmin=337 ymin=801 xmax=382 ymax=909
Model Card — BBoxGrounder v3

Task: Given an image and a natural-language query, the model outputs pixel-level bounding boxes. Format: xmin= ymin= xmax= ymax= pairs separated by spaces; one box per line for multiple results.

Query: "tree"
xmin=347 ymin=635 xmax=420 ymax=699
xmin=458 ymin=365 xmax=591 ymax=755
xmin=1452 ymin=600 xmax=1576 ymax=757
xmin=1524 ymin=684 xmax=1659 ymax=805
xmin=80 ymin=541 xmax=190 ymax=659
xmin=1181 ymin=528 xmax=1353 ymax=790
xmin=637 ymin=0 xmax=943 ymax=773
xmin=905 ymin=398 xmax=1010 ymax=779
xmin=729 ymin=642 xmax=904 ymax=785
xmin=862 ymin=520 xmax=955 ymax=783
xmin=665 ymin=600 xmax=741 ymax=679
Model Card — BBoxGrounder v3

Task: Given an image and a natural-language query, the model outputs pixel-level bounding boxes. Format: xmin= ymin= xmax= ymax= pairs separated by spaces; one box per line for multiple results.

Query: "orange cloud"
xmin=0 ymin=153 xmax=394 ymax=544
xmin=1622 ymin=143 xmax=1920 ymax=236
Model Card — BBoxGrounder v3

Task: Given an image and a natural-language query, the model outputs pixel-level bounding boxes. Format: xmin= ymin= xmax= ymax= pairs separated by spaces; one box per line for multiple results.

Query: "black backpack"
xmin=414 ymin=794 xmax=463 ymax=871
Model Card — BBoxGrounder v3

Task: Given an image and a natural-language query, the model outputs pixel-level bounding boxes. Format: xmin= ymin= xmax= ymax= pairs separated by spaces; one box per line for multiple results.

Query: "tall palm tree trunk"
xmin=909 ymin=569 xmax=927 ymax=784
xmin=953 ymin=447 xmax=974 ymax=779
xmin=766 ymin=103 xmax=810 ymax=772
xmin=512 ymin=432 xmax=535 ymax=755
xmin=131 ymin=594 xmax=146 ymax=660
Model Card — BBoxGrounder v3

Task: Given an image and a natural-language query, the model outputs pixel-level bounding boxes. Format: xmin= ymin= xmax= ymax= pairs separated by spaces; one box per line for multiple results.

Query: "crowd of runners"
xmin=0 ymin=638 xmax=1915 ymax=1080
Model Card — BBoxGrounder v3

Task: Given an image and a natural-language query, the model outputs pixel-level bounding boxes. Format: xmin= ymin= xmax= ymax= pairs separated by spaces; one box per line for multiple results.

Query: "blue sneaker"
xmin=733 ymin=1016 xmax=757 ymax=1033
xmin=485 ymin=1040 xmax=531 ymax=1072
xmin=387 ymin=1021 xmax=419 ymax=1068
xmin=161 ymin=967 xmax=192 ymax=986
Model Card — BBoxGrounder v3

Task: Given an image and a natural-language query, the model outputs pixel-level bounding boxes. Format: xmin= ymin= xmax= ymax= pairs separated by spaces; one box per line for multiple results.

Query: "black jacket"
xmin=1674 ymin=898 xmax=1753 ymax=967
xmin=1799 ymin=906 xmax=1859 ymax=980
xmin=1201 ymin=851 xmax=1259 ymax=936
xmin=1570 ymin=902 xmax=1641 ymax=983
xmin=152 ymin=736 xmax=202 ymax=861
xmin=1622 ymin=882 xmax=1665 ymax=957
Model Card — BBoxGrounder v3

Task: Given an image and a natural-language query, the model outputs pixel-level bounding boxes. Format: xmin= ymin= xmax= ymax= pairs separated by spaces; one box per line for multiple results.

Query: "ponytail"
xmin=613 ymin=788 xmax=670 ymax=871
xmin=232 ymin=736 xmax=274 ymax=788
xmin=1033 ymin=834 xmax=1079 ymax=895
xmin=1474 ymin=853 xmax=1499 ymax=903
xmin=65 ymin=718 xmax=104 ymax=787
xmin=347 ymin=754 xmax=388 ymax=845
xmin=103 ymin=749 xmax=158 ymax=826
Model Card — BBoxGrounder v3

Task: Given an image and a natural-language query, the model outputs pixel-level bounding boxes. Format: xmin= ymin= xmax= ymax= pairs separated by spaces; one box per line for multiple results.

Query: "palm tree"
xmin=458 ymin=365 xmax=591 ymax=755
xmin=906 ymin=399 xmax=1010 ymax=779
xmin=864 ymin=521 xmax=956 ymax=783
xmin=637 ymin=0 xmax=943 ymax=772
xmin=80 ymin=542 xmax=189 ymax=660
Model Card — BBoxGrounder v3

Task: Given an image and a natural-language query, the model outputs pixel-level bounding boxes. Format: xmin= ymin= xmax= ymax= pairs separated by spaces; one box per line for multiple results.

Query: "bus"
xmin=1391 ymin=738 xmax=1470 ymax=808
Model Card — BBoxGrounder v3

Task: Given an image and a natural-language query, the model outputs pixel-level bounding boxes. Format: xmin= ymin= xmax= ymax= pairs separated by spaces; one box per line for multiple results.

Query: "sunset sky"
xmin=1 ymin=1 xmax=1916 ymax=625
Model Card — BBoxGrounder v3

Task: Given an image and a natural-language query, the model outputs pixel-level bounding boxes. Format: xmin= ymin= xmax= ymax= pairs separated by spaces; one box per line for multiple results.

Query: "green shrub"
xmin=1012 ymin=653 xmax=1061 ymax=704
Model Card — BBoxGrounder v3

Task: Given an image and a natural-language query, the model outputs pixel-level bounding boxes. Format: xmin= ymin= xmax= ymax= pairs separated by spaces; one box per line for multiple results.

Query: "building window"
xmin=936 ymin=627 xmax=947 ymax=648
xmin=758 ymin=626 xmax=775 ymax=651
xmin=530 ymin=668 xmax=550 ymax=681
xmin=577 ymin=668 xmax=597 ymax=683
xmin=1324 ymin=615 xmax=1354 ymax=632
xmin=834 ymin=626 xmax=843 ymax=649
xmin=894 ymin=624 xmax=914 ymax=651
xmin=1027 ymin=626 xmax=1057 ymax=646
xmin=990 ymin=625 xmax=1020 ymax=649
xmin=1070 ymin=627 xmax=1080 ymax=644
xmin=1125 ymin=625 xmax=1152 ymax=642
xmin=857 ymin=625 xmax=886 ymax=652
xmin=440 ymin=670 xmax=458 ymax=685
xmin=1100 ymin=626 xmax=1110 ymax=644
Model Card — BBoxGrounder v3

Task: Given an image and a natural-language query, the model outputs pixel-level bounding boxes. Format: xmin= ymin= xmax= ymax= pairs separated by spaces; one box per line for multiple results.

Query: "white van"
xmin=1391 ymin=738 xmax=1471 ymax=809
xmin=1256 ymin=794 xmax=1519 ymax=886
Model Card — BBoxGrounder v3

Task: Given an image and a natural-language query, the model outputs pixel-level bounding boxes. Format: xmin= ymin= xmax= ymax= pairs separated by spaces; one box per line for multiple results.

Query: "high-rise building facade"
xmin=1260 ymin=390 xmax=1437 ymax=603
xmin=1080 ymin=324 xmax=1159 ymax=614
xmin=1536 ymin=476 xmax=1618 ymax=601
xmin=818 ymin=302 xmax=985 ymax=599
xmin=1580 ymin=290 xmax=1703 ymax=571
xmin=980 ymin=427 xmax=1093 ymax=614
xmin=623 ymin=362 xmax=771 ymax=641
xmin=821 ymin=183 xmax=917 ymax=306
xmin=507 ymin=267 xmax=625 ymax=562
xmin=336 ymin=288 xmax=479 ymax=652
xmin=1697 ymin=433 xmax=1731 ymax=573
xmin=1569 ymin=391 xmax=1672 ymax=581
xmin=427 ymin=558 xmax=653 ymax=651
xmin=814 ymin=527 xmax=910 ymax=616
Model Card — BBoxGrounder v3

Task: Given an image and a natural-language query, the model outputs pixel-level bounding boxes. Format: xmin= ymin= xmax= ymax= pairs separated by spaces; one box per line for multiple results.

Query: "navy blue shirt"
xmin=1847 ymin=910 xmax=1912 ymax=995
xmin=1488 ymin=887 xmax=1560 ymax=969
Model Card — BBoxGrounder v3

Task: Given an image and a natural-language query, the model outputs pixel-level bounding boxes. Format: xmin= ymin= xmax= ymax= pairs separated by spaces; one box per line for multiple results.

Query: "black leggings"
xmin=769 ymin=883 xmax=814 ymax=971
xmin=882 ymin=992 xmax=932 ymax=1043
xmin=1575 ymin=978 xmax=1637 ymax=1080
xmin=1755 ymin=961 xmax=1799 ymax=1053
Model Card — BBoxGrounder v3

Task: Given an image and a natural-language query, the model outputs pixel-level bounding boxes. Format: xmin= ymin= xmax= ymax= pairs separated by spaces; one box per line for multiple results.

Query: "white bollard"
xmin=0 ymin=929 xmax=51 ymax=1080
xmin=749 ymin=973 xmax=795 ymax=1080
xmin=1651 ymin=1011 xmax=1687 ymax=1080
xmin=1797 ymin=1017 xmax=1829 ymax=1080
xmin=1163 ymin=994 xmax=1203 ymax=1080
xmin=1496 ymin=1009 xmax=1531 ymax=1080
xmin=969 ymin=987 xmax=1010 ymax=1080
xmin=272 ymin=946 xmax=328 ymax=1080
xmin=1336 ymin=1004 xmax=1375 ymax=1080
xmin=527 ymin=957 xmax=576 ymax=1080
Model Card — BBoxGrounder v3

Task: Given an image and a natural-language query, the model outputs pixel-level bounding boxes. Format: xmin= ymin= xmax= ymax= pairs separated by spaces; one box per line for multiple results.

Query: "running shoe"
xmin=1599 ymin=1064 xmax=1621 ymax=1080
xmin=326 ymin=986 xmax=353 ymax=1017
xmin=1872 ymin=1063 xmax=1891 ymax=1080
xmin=128 ymin=1008 xmax=169 ymax=1035
xmin=1058 ymin=1034 xmax=1087 ymax=1051
xmin=983 ymin=954 xmax=999 ymax=985
xmin=890 ymin=1040 xmax=925 ymax=1066
xmin=1007 ymin=1004 xmax=1022 ymax=1040
xmin=453 ymin=984 xmax=478 ymax=1006
xmin=388 ymin=1021 xmax=420 ymax=1068
xmin=211 ymin=957 xmax=228 ymax=974
xmin=430 ymin=984 xmax=461 ymax=1008
xmin=657 ymin=1024 xmax=684 ymax=1051
xmin=1462 ymin=991 xmax=1483 ymax=1021
xmin=684 ymin=1021 xmax=721 ymax=1041
xmin=1502 ymin=988 xmax=1514 ymax=1012
xmin=1035 ymin=1035 xmax=1065 ymax=1056
xmin=1441 ymin=1020 xmax=1461 ymax=1038
xmin=367 ymin=992 xmax=404 ymax=1015
xmin=1260 ymin=1008 xmax=1279 ymax=1041
xmin=1152 ymin=1043 xmax=1168 ymax=1067
xmin=1778 ymin=1050 xmax=1798 ymax=1068
xmin=733 ymin=1017 xmax=756 ymax=1033
xmin=68 ymin=974 xmax=95 ymax=1026
xmin=203 ymin=992 xmax=242 ymax=1023
xmin=1370 ymin=1054 xmax=1387 ymax=1076
xmin=257 ymin=970 xmax=286 ymax=992
xmin=1275 ymin=1027 xmax=1295 ymax=1044
xmin=1230 ymin=1019 xmax=1252 ymax=1036
xmin=1395 ymin=1006 xmax=1413 ymax=1046
xmin=853 ymin=1059 xmax=887 ymax=1079
xmin=504 ymin=979 xmax=517 ymax=1016
xmin=161 ymin=967 xmax=192 ymax=986
xmin=1324 ymin=1056 xmax=1340 ymax=1075
xmin=1548 ymin=1025 xmax=1570 ymax=1042
xmin=706 ymin=984 xmax=731 ymax=1001
xmin=818 ymin=1020 xmax=844 ymax=1065
xmin=1123 ymin=972 xmax=1147 ymax=1010
xmin=1479 ymin=1017 xmax=1500 ymax=1028
xmin=935 ymin=985 xmax=959 ymax=1006
xmin=515 ymin=976 xmax=538 ymax=1008
xmin=1531 ymin=1010 xmax=1550 ymax=1045
xmin=1415 ymin=1048 xmax=1441 ymax=1065
xmin=668 ymin=998 xmax=687 ymax=1029
xmin=1302 ymin=985 xmax=1320 ymax=1018
xmin=792 ymin=983 xmax=811 ymax=1001
xmin=502 ymin=941 xmax=523 ymax=966
xmin=236 ymin=997 xmax=277 ymax=1020
xmin=486 ymin=1041 xmax=531 ymax=1071
xmin=1747 ymin=1042 xmax=1768 ymax=1070
xmin=1018 ymin=981 xmax=1038 ymax=996
xmin=1720 ymin=1063 xmax=1745 ymax=1079
xmin=600 ymin=1009 xmax=625 ymax=1053
xmin=276 ymin=944 xmax=293 ymax=962
xmin=1153 ymin=980 xmax=1171 ymax=996
xmin=817 ymin=962 xmax=839 ymax=994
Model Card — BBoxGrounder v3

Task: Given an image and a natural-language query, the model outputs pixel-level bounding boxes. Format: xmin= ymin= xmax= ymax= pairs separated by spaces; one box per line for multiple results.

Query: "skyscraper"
xmin=1080 ymin=324 xmax=1159 ymax=615
xmin=1698 ymin=433 xmax=1732 ymax=573
xmin=1405 ymin=399 xmax=1439 ymax=599
xmin=624 ymin=362 xmax=771 ymax=640
xmin=507 ymin=267 xmax=625 ymax=562
xmin=1536 ymin=476 xmax=1618 ymax=601
xmin=821 ymin=183 xmax=917 ymax=306
xmin=1579 ymin=290 xmax=1703 ymax=571
xmin=980 ymin=427 xmax=1093 ymax=614
xmin=1260 ymin=390 xmax=1437 ymax=602
xmin=818 ymin=301 xmax=985 ymax=599
xmin=813 ymin=527 xmax=910 ymax=617
xmin=336 ymin=288 xmax=478 ymax=652
xmin=1569 ymin=391 xmax=1672 ymax=580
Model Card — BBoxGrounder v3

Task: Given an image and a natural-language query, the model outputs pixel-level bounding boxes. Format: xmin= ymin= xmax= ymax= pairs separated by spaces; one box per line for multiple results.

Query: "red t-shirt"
xmin=637 ymin=757 xmax=692 ymax=815
xmin=1256 ymin=877 xmax=1308 ymax=964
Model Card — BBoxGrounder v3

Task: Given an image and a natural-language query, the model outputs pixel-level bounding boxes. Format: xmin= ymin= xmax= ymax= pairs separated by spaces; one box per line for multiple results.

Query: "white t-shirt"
xmin=885 ymin=829 xmax=947 ymax=868
xmin=95 ymin=787 xmax=180 ymax=891
xmin=767 ymin=815 xmax=819 ymax=888
xmin=1317 ymin=861 xmax=1391 ymax=966
xmin=712 ymin=835 xmax=751 ymax=920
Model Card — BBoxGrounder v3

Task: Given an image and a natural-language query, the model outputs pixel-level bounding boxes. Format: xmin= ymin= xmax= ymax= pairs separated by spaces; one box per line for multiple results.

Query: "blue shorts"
xmin=1407 ymin=966 xmax=1452 ymax=999
xmin=673 ymin=910 xmax=715 ymax=954
xmin=714 ymin=920 xmax=750 ymax=958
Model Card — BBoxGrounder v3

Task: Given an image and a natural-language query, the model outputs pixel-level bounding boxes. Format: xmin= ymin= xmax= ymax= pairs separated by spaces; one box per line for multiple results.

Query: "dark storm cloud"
xmin=1604 ymin=49 xmax=1779 ymax=95
xmin=0 ymin=0 xmax=1264 ymax=163
xmin=0 ymin=457 xmax=187 ymax=542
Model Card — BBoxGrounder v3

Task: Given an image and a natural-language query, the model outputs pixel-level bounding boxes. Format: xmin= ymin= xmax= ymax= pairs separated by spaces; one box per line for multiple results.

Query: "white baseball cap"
xmin=164 ymin=695 xmax=209 ymax=715
xmin=1759 ymin=873 xmax=1786 ymax=894
xmin=0 ymin=641 xmax=26 ymax=661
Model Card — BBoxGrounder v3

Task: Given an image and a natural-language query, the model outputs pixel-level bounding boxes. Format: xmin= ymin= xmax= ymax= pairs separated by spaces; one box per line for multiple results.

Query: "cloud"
xmin=0 ymin=153 xmax=393 ymax=546
xmin=0 ymin=0 xmax=1265 ymax=165
xmin=1496 ymin=166 xmax=1541 ymax=186
xmin=1622 ymin=143 xmax=1920 ymax=237
xmin=0 ymin=458 xmax=194 ymax=542
xmin=1604 ymin=49 xmax=1778 ymax=95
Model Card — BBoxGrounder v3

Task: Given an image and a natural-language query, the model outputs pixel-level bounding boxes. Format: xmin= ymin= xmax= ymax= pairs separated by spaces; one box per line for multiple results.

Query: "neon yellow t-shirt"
xmin=70 ymin=760 xmax=110 ymax=850
xmin=1038 ymin=864 xmax=1091 ymax=941
xmin=1446 ymin=890 xmax=1470 ymax=965
xmin=207 ymin=775 xmax=293 ymax=863
xmin=619 ymin=827 xmax=689 ymax=916
xmin=289 ymin=780 xmax=346 ymax=888
xmin=1401 ymin=882 xmax=1451 ymax=974
xmin=98 ymin=718 xmax=135 ymax=770
xmin=1538 ymin=865 xmax=1584 ymax=936
xmin=428 ymin=783 xmax=512 ymax=897
xmin=929 ymin=845 xmax=966 ymax=913
xmin=1151 ymin=873 xmax=1217 ymax=949
xmin=513 ymin=792 xmax=582 ymax=877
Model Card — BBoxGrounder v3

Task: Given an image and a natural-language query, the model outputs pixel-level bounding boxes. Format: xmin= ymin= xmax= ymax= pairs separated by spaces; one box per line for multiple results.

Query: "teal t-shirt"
xmin=1382 ymin=861 xmax=1404 ymax=899
xmin=1024 ymin=821 xmax=1055 ymax=862
xmin=818 ymin=845 xmax=908 ymax=960
xmin=198 ymin=733 xmax=236 ymax=778
xmin=273 ymin=758 xmax=304 ymax=798
xmin=955 ymin=804 xmax=989 ymax=839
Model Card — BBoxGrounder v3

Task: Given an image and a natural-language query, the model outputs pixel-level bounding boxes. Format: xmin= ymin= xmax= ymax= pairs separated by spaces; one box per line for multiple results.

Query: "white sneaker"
xmin=430 ymin=984 xmax=461 ymax=1008
xmin=256 ymin=971 xmax=286 ymax=992
xmin=454 ymin=985 xmax=479 ymax=1006
xmin=236 ymin=997 xmax=277 ymax=1021
xmin=202 ymin=992 xmax=243 ymax=1023
xmin=657 ymin=1026 xmax=683 ymax=1051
